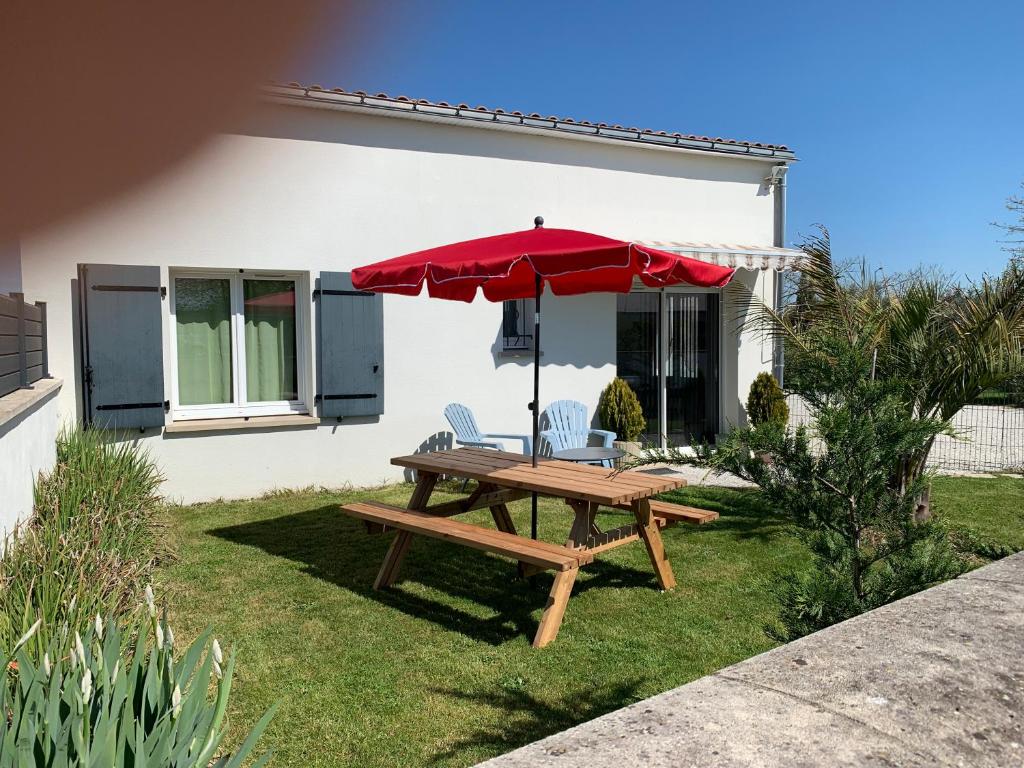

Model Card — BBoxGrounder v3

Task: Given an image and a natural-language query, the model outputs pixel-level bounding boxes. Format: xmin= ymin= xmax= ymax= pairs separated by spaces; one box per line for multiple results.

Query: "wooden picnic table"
xmin=340 ymin=447 xmax=718 ymax=647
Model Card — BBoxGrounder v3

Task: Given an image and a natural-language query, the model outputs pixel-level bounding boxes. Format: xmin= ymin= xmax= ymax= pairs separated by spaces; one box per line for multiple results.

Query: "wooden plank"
xmin=565 ymin=500 xmax=596 ymax=549
xmin=342 ymin=502 xmax=590 ymax=570
xmin=374 ymin=531 xmax=413 ymax=589
xmin=533 ymin=567 xmax=579 ymax=648
xmin=611 ymin=499 xmax=719 ymax=525
xmin=21 ymin=303 xmax=41 ymax=323
xmin=455 ymin=447 xmax=680 ymax=491
xmin=633 ymin=498 xmax=676 ymax=591
xmin=397 ymin=454 xmax=625 ymax=505
xmin=0 ymin=353 xmax=19 ymax=377
xmin=0 ymin=313 xmax=36 ymax=335
xmin=0 ymin=350 xmax=46 ymax=377
xmin=437 ymin=447 xmax=685 ymax=495
xmin=369 ymin=472 xmax=437 ymax=578
xmin=392 ymin=449 xmax=682 ymax=506
xmin=0 ymin=370 xmax=18 ymax=399
xmin=0 ymin=295 xmax=15 ymax=317
xmin=586 ymin=523 xmax=639 ymax=549
xmin=649 ymin=500 xmax=719 ymax=525
xmin=0 ymin=335 xmax=17 ymax=355
xmin=422 ymin=487 xmax=530 ymax=517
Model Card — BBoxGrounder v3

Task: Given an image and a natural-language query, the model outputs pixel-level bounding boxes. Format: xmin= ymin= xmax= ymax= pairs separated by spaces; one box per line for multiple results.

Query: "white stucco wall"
xmin=20 ymin=103 xmax=779 ymax=502
xmin=0 ymin=380 xmax=61 ymax=539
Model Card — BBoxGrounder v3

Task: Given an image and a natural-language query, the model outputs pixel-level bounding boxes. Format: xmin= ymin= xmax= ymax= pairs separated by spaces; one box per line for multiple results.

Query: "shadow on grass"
xmin=427 ymin=677 xmax=647 ymax=765
xmin=210 ymin=507 xmax=657 ymax=646
xmin=658 ymin=487 xmax=794 ymax=543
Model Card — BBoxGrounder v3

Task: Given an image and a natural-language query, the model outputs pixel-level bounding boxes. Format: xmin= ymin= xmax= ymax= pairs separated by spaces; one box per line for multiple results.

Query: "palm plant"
xmin=752 ymin=227 xmax=1024 ymax=516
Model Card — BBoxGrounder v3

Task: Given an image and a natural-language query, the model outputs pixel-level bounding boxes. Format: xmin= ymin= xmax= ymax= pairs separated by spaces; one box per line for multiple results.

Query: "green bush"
xmin=597 ymin=378 xmax=646 ymax=441
xmin=0 ymin=427 xmax=163 ymax=659
xmin=1 ymin=595 xmax=274 ymax=767
xmin=745 ymin=372 xmax=789 ymax=427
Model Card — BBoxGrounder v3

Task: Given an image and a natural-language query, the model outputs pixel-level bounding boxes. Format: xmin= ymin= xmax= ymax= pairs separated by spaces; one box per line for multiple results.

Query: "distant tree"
xmin=995 ymin=182 xmax=1024 ymax=265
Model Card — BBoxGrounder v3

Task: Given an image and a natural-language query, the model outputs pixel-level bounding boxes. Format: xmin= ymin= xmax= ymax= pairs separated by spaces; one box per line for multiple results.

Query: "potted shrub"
xmin=746 ymin=371 xmax=789 ymax=427
xmin=598 ymin=377 xmax=646 ymax=463
xmin=745 ymin=372 xmax=788 ymax=465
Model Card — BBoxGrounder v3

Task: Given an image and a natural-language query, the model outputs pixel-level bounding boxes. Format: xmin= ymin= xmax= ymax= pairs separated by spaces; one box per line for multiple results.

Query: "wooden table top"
xmin=391 ymin=447 xmax=685 ymax=506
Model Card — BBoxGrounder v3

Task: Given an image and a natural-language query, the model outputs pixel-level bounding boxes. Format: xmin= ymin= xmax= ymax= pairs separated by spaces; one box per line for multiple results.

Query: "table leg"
xmin=565 ymin=500 xmax=597 ymax=549
xmin=633 ymin=498 xmax=677 ymax=591
xmin=373 ymin=472 xmax=438 ymax=590
xmin=532 ymin=567 xmax=579 ymax=648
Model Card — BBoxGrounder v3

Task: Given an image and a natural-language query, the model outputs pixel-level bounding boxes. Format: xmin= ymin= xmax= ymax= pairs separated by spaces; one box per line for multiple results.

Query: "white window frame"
xmin=168 ymin=269 xmax=312 ymax=421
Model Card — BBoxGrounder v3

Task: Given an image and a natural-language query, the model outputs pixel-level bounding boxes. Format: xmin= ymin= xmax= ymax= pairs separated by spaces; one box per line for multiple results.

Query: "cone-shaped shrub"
xmin=598 ymin=377 xmax=646 ymax=441
xmin=746 ymin=372 xmax=789 ymax=427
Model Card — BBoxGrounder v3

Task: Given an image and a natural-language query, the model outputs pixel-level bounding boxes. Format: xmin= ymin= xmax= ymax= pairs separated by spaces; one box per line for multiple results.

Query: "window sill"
xmin=164 ymin=414 xmax=320 ymax=434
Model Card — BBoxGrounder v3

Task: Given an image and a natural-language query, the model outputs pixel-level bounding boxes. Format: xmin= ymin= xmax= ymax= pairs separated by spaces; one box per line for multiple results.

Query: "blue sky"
xmin=295 ymin=0 xmax=1023 ymax=279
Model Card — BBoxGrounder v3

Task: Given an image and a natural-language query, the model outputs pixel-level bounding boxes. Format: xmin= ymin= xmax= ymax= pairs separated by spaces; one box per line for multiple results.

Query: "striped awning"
xmin=638 ymin=240 xmax=805 ymax=271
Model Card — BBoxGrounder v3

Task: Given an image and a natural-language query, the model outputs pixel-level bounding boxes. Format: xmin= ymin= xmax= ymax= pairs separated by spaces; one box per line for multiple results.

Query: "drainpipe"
xmin=771 ymin=163 xmax=788 ymax=386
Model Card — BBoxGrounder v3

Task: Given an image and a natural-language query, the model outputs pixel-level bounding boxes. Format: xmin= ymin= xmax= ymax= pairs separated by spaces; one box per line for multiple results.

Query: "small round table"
xmin=552 ymin=447 xmax=625 ymax=465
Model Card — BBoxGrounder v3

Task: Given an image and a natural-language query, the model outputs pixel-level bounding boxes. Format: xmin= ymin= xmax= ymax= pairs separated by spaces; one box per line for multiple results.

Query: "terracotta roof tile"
xmin=267 ymin=83 xmax=793 ymax=156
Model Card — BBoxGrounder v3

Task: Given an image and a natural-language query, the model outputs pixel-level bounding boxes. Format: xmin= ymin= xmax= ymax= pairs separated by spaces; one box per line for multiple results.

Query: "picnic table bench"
xmin=340 ymin=447 xmax=718 ymax=647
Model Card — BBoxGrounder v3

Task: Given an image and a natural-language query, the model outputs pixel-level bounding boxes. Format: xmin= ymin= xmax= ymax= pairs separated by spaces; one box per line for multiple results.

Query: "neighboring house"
xmin=16 ymin=83 xmax=803 ymax=503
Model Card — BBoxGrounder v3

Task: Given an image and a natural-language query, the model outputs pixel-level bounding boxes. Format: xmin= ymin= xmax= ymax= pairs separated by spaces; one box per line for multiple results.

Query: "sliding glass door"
xmin=615 ymin=292 xmax=661 ymax=441
xmin=665 ymin=292 xmax=719 ymax=444
xmin=615 ymin=290 xmax=720 ymax=447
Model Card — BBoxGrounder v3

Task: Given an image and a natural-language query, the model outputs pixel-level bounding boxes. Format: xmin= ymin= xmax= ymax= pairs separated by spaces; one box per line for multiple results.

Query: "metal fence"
xmin=787 ymin=393 xmax=1024 ymax=474
xmin=0 ymin=292 xmax=49 ymax=399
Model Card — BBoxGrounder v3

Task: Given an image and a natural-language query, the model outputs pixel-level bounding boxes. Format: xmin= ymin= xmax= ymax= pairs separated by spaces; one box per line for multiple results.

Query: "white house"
xmin=11 ymin=84 xmax=802 ymax=503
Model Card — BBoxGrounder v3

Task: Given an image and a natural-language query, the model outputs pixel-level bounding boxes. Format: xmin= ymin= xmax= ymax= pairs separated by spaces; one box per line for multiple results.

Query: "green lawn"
xmin=156 ymin=475 xmax=1023 ymax=768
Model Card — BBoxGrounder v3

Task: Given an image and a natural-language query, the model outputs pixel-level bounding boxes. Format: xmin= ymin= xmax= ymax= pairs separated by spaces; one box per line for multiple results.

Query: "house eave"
xmin=262 ymin=85 xmax=798 ymax=163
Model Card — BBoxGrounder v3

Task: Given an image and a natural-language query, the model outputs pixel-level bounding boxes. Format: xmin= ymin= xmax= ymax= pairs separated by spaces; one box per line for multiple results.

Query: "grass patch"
xmin=156 ymin=476 xmax=1023 ymax=767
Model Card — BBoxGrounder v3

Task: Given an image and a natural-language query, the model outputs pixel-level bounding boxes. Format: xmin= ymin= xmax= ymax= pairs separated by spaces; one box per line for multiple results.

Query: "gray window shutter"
xmin=316 ymin=272 xmax=384 ymax=418
xmin=79 ymin=264 xmax=166 ymax=429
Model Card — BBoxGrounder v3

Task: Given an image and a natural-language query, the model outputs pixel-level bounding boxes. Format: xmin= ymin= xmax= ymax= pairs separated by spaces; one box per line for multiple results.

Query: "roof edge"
xmin=262 ymin=84 xmax=798 ymax=163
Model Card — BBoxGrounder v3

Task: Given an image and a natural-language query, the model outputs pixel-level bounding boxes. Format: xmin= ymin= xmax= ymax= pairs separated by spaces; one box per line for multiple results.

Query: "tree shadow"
xmin=427 ymin=677 xmax=647 ymax=765
xmin=209 ymin=505 xmax=659 ymax=646
xmin=657 ymin=487 xmax=795 ymax=542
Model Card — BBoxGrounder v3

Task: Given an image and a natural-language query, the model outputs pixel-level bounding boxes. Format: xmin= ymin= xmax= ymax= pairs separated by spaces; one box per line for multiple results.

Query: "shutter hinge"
xmin=160 ymin=286 xmax=167 ymax=299
xmin=84 ymin=365 xmax=94 ymax=392
xmin=164 ymin=400 xmax=170 ymax=413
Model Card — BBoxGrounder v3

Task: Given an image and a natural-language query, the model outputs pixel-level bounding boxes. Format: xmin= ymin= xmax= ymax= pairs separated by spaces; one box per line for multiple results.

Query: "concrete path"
xmin=478 ymin=553 xmax=1024 ymax=768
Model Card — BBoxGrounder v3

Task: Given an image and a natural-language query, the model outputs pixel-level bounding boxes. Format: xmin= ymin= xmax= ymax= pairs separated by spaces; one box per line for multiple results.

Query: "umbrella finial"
xmin=533 ymin=215 xmax=544 ymax=228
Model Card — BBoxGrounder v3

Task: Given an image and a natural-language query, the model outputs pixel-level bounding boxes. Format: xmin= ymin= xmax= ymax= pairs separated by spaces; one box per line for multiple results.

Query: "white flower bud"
xmin=144 ymin=585 xmax=156 ymax=617
xmin=212 ymin=639 xmax=223 ymax=666
xmin=155 ymin=624 xmax=164 ymax=650
xmin=75 ymin=632 xmax=87 ymax=666
xmin=171 ymin=684 xmax=182 ymax=718
xmin=213 ymin=660 xmax=223 ymax=680
xmin=94 ymin=614 xmax=103 ymax=640
xmin=165 ymin=625 xmax=174 ymax=648
xmin=81 ymin=669 xmax=93 ymax=701
xmin=42 ymin=653 xmax=51 ymax=677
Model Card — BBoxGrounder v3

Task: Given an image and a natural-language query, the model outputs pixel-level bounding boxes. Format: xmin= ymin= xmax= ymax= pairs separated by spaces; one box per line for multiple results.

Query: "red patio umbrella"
xmin=352 ymin=218 xmax=735 ymax=537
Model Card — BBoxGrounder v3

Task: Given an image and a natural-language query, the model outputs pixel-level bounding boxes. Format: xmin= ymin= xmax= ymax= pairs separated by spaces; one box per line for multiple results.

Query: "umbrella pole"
xmin=531 ymin=271 xmax=541 ymax=540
